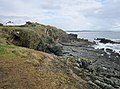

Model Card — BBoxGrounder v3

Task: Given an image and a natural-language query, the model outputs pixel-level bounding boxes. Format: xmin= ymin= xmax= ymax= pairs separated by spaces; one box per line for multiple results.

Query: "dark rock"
xmin=73 ymin=63 xmax=80 ymax=68
xmin=100 ymin=48 xmax=105 ymax=51
xmin=96 ymin=38 xmax=120 ymax=44
xmin=75 ymin=58 xmax=92 ymax=69
xmin=69 ymin=54 xmax=74 ymax=56
xmin=106 ymin=48 xmax=113 ymax=53
xmin=88 ymin=81 xmax=101 ymax=89
xmin=111 ymin=77 xmax=120 ymax=86
xmin=94 ymin=80 xmax=115 ymax=89
xmin=87 ymin=65 xmax=95 ymax=73
xmin=103 ymin=78 xmax=115 ymax=87
xmin=73 ymin=66 xmax=82 ymax=73
xmin=37 ymin=42 xmax=63 ymax=56
xmin=68 ymin=34 xmax=78 ymax=40
xmin=48 ymin=44 xmax=63 ymax=56
xmin=80 ymin=59 xmax=91 ymax=69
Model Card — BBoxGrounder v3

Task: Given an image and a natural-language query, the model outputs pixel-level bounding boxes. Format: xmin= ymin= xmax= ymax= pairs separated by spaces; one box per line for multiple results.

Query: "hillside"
xmin=0 ymin=22 xmax=67 ymax=55
xmin=0 ymin=22 xmax=101 ymax=89
xmin=0 ymin=44 xmax=89 ymax=89
xmin=0 ymin=22 xmax=120 ymax=89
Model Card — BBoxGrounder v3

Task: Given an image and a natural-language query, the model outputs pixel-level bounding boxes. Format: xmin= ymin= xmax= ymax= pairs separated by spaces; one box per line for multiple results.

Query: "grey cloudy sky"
xmin=0 ymin=0 xmax=120 ymax=31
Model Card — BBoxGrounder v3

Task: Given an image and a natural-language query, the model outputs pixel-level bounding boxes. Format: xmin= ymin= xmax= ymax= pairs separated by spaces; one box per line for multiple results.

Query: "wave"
xmin=93 ymin=42 xmax=120 ymax=54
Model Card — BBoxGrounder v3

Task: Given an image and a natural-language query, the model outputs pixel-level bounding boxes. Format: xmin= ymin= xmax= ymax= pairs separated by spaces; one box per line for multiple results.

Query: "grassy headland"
xmin=0 ymin=22 xmax=100 ymax=89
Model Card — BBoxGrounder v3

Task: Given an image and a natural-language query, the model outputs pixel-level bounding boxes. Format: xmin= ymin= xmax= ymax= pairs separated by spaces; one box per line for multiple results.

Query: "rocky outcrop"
xmin=96 ymin=38 xmax=120 ymax=44
xmin=68 ymin=34 xmax=78 ymax=40
xmin=60 ymin=36 xmax=120 ymax=89
xmin=60 ymin=54 xmax=120 ymax=89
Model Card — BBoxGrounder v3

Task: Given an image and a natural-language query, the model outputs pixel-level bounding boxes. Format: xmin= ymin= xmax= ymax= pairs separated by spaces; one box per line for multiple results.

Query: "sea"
xmin=67 ymin=31 xmax=120 ymax=54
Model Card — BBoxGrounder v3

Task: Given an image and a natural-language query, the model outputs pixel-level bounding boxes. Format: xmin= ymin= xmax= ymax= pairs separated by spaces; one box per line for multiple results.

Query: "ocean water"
xmin=67 ymin=31 xmax=120 ymax=41
xmin=67 ymin=31 xmax=120 ymax=54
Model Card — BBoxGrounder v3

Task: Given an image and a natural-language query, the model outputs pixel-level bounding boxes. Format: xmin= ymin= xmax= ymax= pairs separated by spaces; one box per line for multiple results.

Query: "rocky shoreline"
xmin=0 ymin=23 xmax=120 ymax=89
xmin=59 ymin=33 xmax=120 ymax=89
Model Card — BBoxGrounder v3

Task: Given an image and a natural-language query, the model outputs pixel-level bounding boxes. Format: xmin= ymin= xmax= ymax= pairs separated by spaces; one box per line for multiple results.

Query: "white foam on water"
xmin=66 ymin=31 xmax=120 ymax=54
xmin=94 ymin=42 xmax=120 ymax=54
xmin=111 ymin=39 xmax=120 ymax=42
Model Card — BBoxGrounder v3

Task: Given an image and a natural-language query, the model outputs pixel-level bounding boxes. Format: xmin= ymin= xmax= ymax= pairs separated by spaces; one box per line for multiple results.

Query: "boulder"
xmin=80 ymin=58 xmax=92 ymax=69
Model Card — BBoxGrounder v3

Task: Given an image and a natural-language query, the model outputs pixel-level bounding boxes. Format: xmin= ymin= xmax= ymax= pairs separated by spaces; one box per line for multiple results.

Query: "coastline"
xmin=67 ymin=31 xmax=120 ymax=54
xmin=59 ymin=33 xmax=120 ymax=89
xmin=0 ymin=23 xmax=120 ymax=89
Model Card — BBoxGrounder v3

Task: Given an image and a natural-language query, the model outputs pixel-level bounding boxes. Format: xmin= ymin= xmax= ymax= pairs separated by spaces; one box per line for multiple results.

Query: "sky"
xmin=0 ymin=0 xmax=120 ymax=31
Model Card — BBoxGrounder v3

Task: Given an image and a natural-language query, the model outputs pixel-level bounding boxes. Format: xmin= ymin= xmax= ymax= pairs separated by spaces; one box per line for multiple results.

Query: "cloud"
xmin=0 ymin=0 xmax=120 ymax=31
xmin=85 ymin=0 xmax=120 ymax=30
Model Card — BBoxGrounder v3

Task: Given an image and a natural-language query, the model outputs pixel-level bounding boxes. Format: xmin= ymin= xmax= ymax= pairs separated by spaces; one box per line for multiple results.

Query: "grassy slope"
xmin=0 ymin=25 xmax=99 ymax=89
xmin=0 ymin=25 xmax=66 ymax=56
xmin=0 ymin=41 xmax=90 ymax=89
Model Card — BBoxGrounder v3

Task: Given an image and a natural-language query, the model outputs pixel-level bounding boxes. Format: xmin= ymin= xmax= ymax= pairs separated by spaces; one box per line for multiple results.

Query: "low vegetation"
xmin=0 ymin=22 xmax=101 ymax=89
xmin=0 ymin=22 xmax=67 ymax=55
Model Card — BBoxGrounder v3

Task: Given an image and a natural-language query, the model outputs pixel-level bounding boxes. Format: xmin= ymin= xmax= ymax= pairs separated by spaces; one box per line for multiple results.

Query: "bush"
xmin=0 ymin=23 xmax=3 ymax=26
xmin=0 ymin=22 xmax=66 ymax=56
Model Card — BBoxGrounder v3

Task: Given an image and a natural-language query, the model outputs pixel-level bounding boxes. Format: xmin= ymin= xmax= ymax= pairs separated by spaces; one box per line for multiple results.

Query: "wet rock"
xmin=73 ymin=63 xmax=80 ymax=68
xmin=59 ymin=33 xmax=120 ymax=89
xmin=103 ymin=78 xmax=115 ymax=87
xmin=101 ymin=48 xmax=105 ymax=51
xmin=80 ymin=58 xmax=92 ymax=69
xmin=88 ymin=81 xmax=101 ymax=89
xmin=101 ymin=54 xmax=104 ymax=56
xmin=73 ymin=66 xmax=82 ymax=73
xmin=94 ymin=80 xmax=115 ymax=89
xmin=75 ymin=58 xmax=92 ymax=68
xmin=106 ymin=48 xmax=113 ymax=53
xmin=96 ymin=38 xmax=120 ymax=44
xmin=87 ymin=65 xmax=96 ymax=73
xmin=111 ymin=77 xmax=120 ymax=86
xmin=96 ymin=66 xmax=108 ymax=73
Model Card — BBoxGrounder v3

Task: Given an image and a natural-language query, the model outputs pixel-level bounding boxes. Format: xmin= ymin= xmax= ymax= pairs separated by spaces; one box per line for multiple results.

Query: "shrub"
xmin=0 ymin=22 xmax=66 ymax=56
xmin=0 ymin=23 xmax=3 ymax=26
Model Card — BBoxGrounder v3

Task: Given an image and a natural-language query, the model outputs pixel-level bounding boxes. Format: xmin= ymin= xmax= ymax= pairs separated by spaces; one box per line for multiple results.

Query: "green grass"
xmin=0 ymin=44 xmax=18 ymax=59
xmin=0 ymin=24 xmax=66 ymax=55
